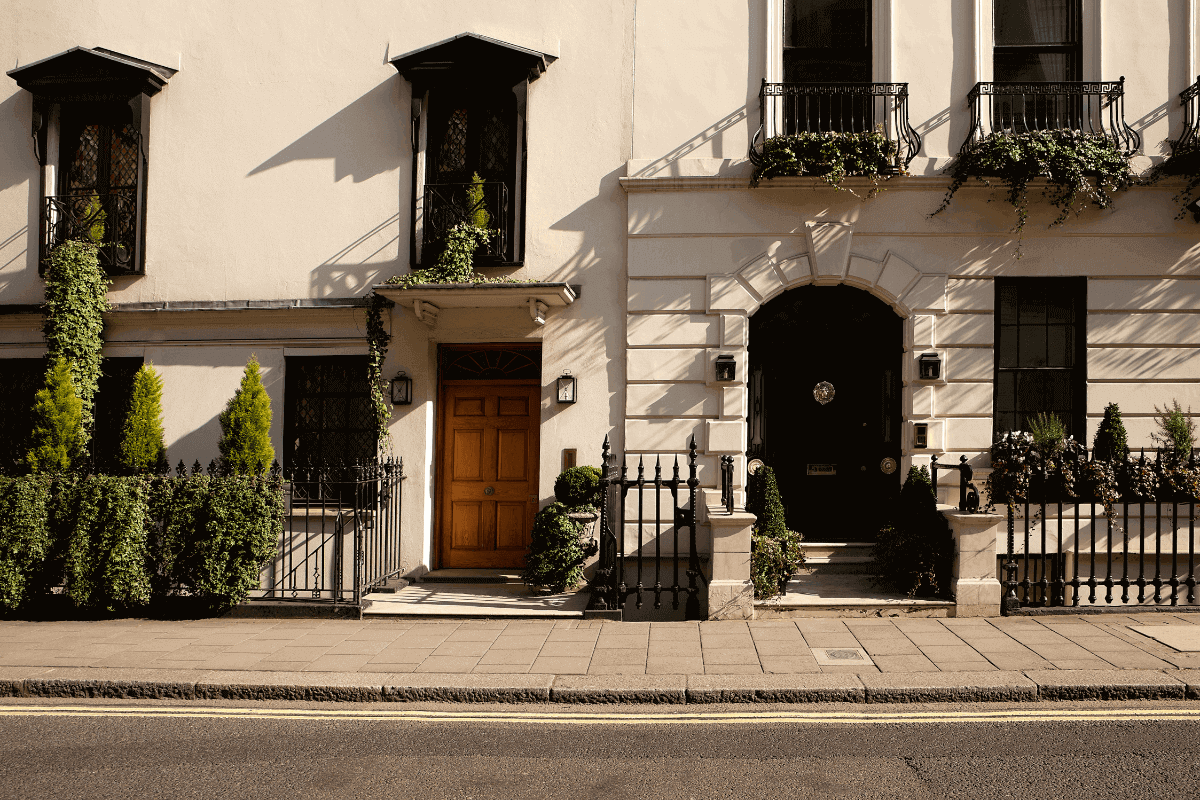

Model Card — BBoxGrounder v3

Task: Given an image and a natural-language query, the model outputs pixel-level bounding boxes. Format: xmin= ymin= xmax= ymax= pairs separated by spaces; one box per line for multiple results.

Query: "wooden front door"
xmin=438 ymin=382 xmax=540 ymax=568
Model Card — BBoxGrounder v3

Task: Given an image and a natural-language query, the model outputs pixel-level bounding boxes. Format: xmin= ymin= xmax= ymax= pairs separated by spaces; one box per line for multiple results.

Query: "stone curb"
xmin=3 ymin=667 xmax=1200 ymax=704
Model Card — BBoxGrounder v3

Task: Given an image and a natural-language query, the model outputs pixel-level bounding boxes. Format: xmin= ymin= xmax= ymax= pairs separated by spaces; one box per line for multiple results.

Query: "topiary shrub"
xmin=747 ymin=465 xmax=805 ymax=600
xmin=118 ymin=363 xmax=168 ymax=475
xmin=27 ymin=358 xmax=84 ymax=474
xmin=0 ymin=475 xmax=53 ymax=611
xmin=521 ymin=500 xmax=598 ymax=593
xmin=60 ymin=475 xmax=151 ymax=612
xmin=175 ymin=474 xmax=282 ymax=611
xmin=1092 ymin=402 xmax=1130 ymax=463
xmin=218 ymin=356 xmax=275 ymax=475
xmin=554 ymin=465 xmax=602 ymax=508
xmin=872 ymin=465 xmax=954 ymax=598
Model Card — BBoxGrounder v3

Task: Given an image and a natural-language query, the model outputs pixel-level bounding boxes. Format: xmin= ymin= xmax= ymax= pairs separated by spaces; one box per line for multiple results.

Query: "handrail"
xmin=962 ymin=78 xmax=1141 ymax=155
xmin=42 ymin=190 xmax=140 ymax=275
xmin=750 ymin=79 xmax=921 ymax=170
xmin=1173 ymin=75 xmax=1200 ymax=152
xmin=421 ymin=180 xmax=510 ymax=262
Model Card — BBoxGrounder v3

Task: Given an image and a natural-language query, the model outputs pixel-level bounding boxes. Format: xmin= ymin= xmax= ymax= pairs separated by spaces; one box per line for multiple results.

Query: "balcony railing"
xmin=1173 ymin=75 xmax=1200 ymax=153
xmin=963 ymin=79 xmax=1141 ymax=154
xmin=421 ymin=181 xmax=510 ymax=264
xmin=749 ymin=80 xmax=922 ymax=171
xmin=42 ymin=191 xmax=140 ymax=275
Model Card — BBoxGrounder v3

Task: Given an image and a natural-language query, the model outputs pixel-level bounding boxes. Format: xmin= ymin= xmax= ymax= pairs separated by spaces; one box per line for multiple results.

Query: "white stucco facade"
xmin=2 ymin=1 xmax=1198 ymax=579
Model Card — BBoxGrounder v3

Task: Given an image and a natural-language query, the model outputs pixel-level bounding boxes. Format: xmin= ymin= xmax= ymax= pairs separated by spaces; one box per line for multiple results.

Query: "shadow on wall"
xmin=0 ymin=91 xmax=33 ymax=194
xmin=247 ymin=79 xmax=405 ymax=183
xmin=630 ymin=106 xmax=749 ymax=178
xmin=310 ymin=212 xmax=402 ymax=297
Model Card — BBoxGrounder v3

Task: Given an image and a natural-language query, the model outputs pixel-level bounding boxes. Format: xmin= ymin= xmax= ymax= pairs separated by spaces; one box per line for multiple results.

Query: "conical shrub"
xmin=27 ymin=358 xmax=83 ymax=473
xmin=1092 ymin=402 xmax=1129 ymax=462
xmin=118 ymin=363 xmax=168 ymax=474
xmin=218 ymin=356 xmax=274 ymax=474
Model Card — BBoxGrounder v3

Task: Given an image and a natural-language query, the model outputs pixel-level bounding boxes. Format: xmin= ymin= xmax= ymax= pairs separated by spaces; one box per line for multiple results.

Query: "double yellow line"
xmin=3 ymin=705 xmax=1200 ymax=725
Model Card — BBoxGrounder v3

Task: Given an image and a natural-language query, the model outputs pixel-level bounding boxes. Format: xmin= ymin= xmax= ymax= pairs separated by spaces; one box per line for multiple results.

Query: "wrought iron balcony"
xmin=1173 ymin=75 xmax=1200 ymax=154
xmin=421 ymin=181 xmax=510 ymax=264
xmin=749 ymin=80 xmax=921 ymax=171
xmin=42 ymin=191 xmax=140 ymax=275
xmin=963 ymin=79 xmax=1141 ymax=154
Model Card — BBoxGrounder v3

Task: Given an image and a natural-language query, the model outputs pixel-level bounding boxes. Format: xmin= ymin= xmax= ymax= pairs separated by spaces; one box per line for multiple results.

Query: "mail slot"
xmin=807 ymin=464 xmax=836 ymax=476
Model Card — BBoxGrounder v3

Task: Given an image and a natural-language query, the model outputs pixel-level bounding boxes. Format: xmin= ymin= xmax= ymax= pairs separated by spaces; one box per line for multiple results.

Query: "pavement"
xmin=4 ymin=613 xmax=1200 ymax=704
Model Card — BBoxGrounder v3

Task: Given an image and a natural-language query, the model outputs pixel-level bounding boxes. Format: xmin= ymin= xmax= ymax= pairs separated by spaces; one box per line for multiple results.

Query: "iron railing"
xmin=963 ymin=79 xmax=1141 ymax=154
xmin=42 ymin=191 xmax=140 ymax=274
xmin=1173 ymin=75 xmax=1200 ymax=153
xmin=255 ymin=459 xmax=405 ymax=605
xmin=588 ymin=436 xmax=702 ymax=620
xmin=421 ymin=181 xmax=510 ymax=263
xmin=719 ymin=455 xmax=735 ymax=514
xmin=997 ymin=444 xmax=1198 ymax=613
xmin=750 ymin=80 xmax=922 ymax=170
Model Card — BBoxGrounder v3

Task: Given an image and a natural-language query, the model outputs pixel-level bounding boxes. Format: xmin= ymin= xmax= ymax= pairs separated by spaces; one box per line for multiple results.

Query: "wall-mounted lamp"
xmin=390 ymin=371 xmax=413 ymax=405
xmin=556 ymin=371 xmax=577 ymax=404
xmin=715 ymin=354 xmax=736 ymax=382
xmin=914 ymin=423 xmax=928 ymax=449
xmin=918 ymin=352 xmax=942 ymax=381
xmin=1187 ymin=199 xmax=1200 ymax=222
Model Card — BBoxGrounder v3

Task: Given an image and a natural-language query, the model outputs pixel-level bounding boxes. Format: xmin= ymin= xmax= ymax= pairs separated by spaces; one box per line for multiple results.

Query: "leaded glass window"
xmin=284 ymin=356 xmax=377 ymax=470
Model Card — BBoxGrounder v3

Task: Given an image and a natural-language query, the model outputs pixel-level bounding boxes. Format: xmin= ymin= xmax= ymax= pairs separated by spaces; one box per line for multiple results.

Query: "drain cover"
xmin=811 ymin=647 xmax=874 ymax=666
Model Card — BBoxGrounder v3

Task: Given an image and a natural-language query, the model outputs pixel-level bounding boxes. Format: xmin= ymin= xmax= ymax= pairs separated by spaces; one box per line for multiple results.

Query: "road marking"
xmin=2 ymin=705 xmax=1200 ymax=725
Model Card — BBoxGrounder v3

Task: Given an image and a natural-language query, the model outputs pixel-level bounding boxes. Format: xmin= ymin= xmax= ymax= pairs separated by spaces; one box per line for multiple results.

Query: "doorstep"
xmin=364 ymin=579 xmax=588 ymax=620
xmin=755 ymin=572 xmax=955 ymax=619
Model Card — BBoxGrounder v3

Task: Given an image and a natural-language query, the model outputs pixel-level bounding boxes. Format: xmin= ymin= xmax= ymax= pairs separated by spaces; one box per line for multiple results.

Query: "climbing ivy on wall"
xmin=366 ymin=293 xmax=393 ymax=454
xmin=42 ymin=240 xmax=110 ymax=440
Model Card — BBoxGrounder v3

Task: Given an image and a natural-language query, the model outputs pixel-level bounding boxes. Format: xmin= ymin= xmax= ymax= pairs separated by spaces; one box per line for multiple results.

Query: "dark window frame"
xmin=992 ymin=0 xmax=1082 ymax=82
xmin=283 ymin=355 xmax=378 ymax=472
xmin=993 ymin=277 xmax=1087 ymax=441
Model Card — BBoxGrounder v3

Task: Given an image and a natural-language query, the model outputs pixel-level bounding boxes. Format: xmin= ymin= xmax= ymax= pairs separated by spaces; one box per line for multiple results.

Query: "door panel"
xmin=749 ymin=285 xmax=902 ymax=541
xmin=439 ymin=382 xmax=540 ymax=568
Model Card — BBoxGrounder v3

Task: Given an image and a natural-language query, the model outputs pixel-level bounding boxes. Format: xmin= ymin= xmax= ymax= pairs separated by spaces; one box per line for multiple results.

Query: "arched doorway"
xmin=748 ymin=284 xmax=902 ymax=540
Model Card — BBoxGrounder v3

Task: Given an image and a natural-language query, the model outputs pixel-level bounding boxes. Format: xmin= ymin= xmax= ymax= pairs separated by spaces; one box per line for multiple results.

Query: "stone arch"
xmin=706 ymin=223 xmax=946 ymax=319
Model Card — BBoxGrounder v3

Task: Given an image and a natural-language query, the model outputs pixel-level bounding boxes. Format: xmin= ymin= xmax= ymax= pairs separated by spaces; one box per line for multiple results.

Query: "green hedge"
xmin=0 ymin=473 xmax=283 ymax=614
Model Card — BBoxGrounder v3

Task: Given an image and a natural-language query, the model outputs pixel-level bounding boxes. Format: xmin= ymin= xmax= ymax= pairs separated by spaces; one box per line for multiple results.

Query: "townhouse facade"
xmin=2 ymin=1 xmax=1198 ymax=603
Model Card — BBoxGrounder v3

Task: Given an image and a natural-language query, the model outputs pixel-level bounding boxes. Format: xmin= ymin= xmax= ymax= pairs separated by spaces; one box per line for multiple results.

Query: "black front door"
xmin=749 ymin=285 xmax=901 ymax=540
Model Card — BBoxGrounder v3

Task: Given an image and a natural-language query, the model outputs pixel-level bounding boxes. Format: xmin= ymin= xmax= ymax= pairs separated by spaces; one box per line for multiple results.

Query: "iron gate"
xmin=588 ymin=436 xmax=702 ymax=620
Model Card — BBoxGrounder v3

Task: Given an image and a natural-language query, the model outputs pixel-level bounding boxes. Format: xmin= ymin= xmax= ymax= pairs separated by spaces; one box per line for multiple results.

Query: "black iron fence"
xmin=963 ymin=79 xmax=1141 ymax=154
xmin=750 ymin=80 xmax=922 ymax=171
xmin=255 ymin=459 xmax=404 ymax=605
xmin=422 ymin=181 xmax=510 ymax=262
xmin=1174 ymin=75 xmax=1200 ymax=153
xmin=994 ymin=446 xmax=1198 ymax=613
xmin=588 ymin=436 xmax=702 ymax=620
xmin=42 ymin=190 xmax=140 ymax=274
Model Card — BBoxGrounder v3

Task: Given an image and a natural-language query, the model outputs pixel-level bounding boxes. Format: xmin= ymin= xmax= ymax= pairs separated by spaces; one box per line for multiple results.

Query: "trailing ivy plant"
xmin=751 ymin=128 xmax=901 ymax=194
xmin=365 ymin=293 xmax=393 ymax=455
xmin=1146 ymin=141 xmax=1200 ymax=220
xmin=386 ymin=223 xmax=493 ymax=289
xmin=42 ymin=240 xmax=110 ymax=437
xmin=932 ymin=130 xmax=1134 ymax=255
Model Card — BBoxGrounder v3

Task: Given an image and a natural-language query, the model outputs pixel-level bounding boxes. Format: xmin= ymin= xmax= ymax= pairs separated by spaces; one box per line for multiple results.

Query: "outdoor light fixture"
xmin=715 ymin=355 xmax=736 ymax=382
xmin=918 ymin=352 xmax=942 ymax=381
xmin=390 ymin=371 xmax=413 ymax=405
xmin=1188 ymin=198 xmax=1200 ymax=222
xmin=556 ymin=371 xmax=577 ymax=404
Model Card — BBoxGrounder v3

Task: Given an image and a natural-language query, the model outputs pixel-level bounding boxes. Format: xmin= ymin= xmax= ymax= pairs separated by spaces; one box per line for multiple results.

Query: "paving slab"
xmin=0 ymin=666 xmax=54 ymax=695
xmin=1129 ymin=625 xmax=1200 ymax=651
xmin=686 ymin=673 xmax=865 ymax=703
xmin=551 ymin=674 xmax=685 ymax=704
xmin=1024 ymin=669 xmax=1186 ymax=700
xmin=383 ymin=673 xmax=552 ymax=702
xmin=860 ymin=671 xmax=1037 ymax=703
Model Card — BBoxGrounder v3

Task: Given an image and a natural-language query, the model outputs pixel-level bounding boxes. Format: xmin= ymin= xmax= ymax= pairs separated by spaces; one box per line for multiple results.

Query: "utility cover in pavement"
xmin=811 ymin=647 xmax=874 ymax=665
xmin=1130 ymin=625 xmax=1200 ymax=652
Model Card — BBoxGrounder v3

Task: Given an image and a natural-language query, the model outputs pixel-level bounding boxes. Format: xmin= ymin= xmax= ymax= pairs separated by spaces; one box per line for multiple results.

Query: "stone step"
xmin=755 ymin=572 xmax=954 ymax=618
xmin=418 ymin=569 xmax=524 ymax=585
xmin=801 ymin=542 xmax=876 ymax=575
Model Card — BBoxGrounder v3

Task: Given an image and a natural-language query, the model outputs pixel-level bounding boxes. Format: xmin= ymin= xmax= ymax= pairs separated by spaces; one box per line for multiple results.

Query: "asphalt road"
xmin=2 ymin=700 xmax=1198 ymax=799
